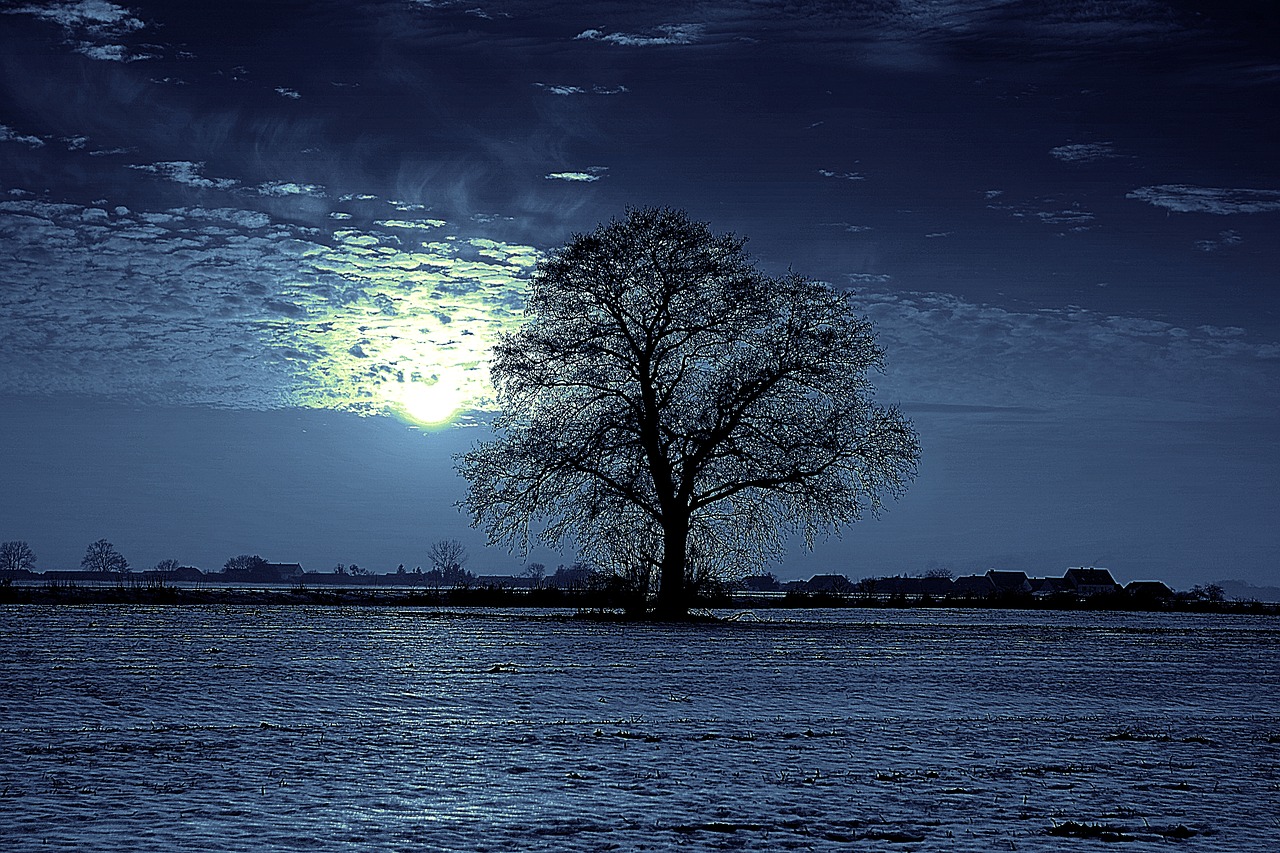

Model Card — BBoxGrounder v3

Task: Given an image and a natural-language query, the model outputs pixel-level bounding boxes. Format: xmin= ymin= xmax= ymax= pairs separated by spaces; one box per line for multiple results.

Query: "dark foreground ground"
xmin=1 ymin=581 xmax=1274 ymax=615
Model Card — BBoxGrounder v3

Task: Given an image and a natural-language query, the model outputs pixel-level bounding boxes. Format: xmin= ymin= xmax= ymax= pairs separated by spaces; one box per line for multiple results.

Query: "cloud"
xmin=374 ymin=218 xmax=447 ymax=230
xmin=0 ymin=125 xmax=46 ymax=148
xmin=858 ymin=286 xmax=1280 ymax=419
xmin=574 ymin=24 xmax=705 ymax=47
xmin=818 ymin=169 xmax=865 ymax=181
xmin=986 ymin=194 xmax=1095 ymax=231
xmin=545 ymin=167 xmax=608 ymax=182
xmin=6 ymin=0 xmax=143 ymax=31
xmin=1050 ymin=142 xmax=1117 ymax=162
xmin=533 ymin=83 xmax=629 ymax=96
xmin=0 ymin=195 xmax=541 ymax=421
xmin=1127 ymin=185 xmax=1280 ymax=215
xmin=127 ymin=161 xmax=239 ymax=190
xmin=1195 ymin=230 xmax=1243 ymax=252
xmin=275 ymin=87 xmax=302 ymax=100
xmin=6 ymin=0 xmax=151 ymax=62
xmin=255 ymin=181 xmax=326 ymax=198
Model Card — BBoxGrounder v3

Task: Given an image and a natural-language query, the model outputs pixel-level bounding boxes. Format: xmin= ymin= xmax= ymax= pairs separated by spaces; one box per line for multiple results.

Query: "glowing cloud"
xmin=1127 ymin=185 xmax=1280 ymax=215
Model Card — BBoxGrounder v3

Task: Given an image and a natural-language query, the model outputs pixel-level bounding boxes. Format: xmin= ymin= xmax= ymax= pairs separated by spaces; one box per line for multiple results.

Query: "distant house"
xmin=264 ymin=563 xmax=304 ymax=581
xmin=805 ymin=574 xmax=856 ymax=594
xmin=875 ymin=576 xmax=953 ymax=597
xmin=1032 ymin=577 xmax=1072 ymax=598
xmin=225 ymin=562 xmax=305 ymax=583
xmin=42 ymin=570 xmax=117 ymax=582
xmin=140 ymin=566 xmax=205 ymax=582
xmin=741 ymin=574 xmax=782 ymax=592
xmin=985 ymin=570 xmax=1032 ymax=594
xmin=1125 ymin=580 xmax=1174 ymax=601
xmin=0 ymin=568 xmax=37 ymax=581
xmin=1064 ymin=567 xmax=1119 ymax=596
xmin=952 ymin=575 xmax=998 ymax=597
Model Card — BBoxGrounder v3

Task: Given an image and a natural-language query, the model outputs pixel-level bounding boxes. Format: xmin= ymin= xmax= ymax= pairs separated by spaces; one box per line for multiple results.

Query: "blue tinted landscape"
xmin=4 ymin=606 xmax=1277 ymax=851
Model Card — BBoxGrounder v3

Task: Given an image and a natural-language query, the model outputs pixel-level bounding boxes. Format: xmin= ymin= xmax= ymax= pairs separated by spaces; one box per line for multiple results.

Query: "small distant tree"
xmin=153 ymin=558 xmax=181 ymax=573
xmin=0 ymin=540 xmax=37 ymax=572
xmin=522 ymin=562 xmax=547 ymax=587
xmin=924 ymin=567 xmax=954 ymax=580
xmin=224 ymin=554 xmax=268 ymax=575
xmin=396 ymin=564 xmax=407 ymax=575
xmin=550 ymin=561 xmax=594 ymax=590
xmin=427 ymin=539 xmax=472 ymax=586
xmin=459 ymin=208 xmax=920 ymax=617
xmin=348 ymin=564 xmax=370 ymax=576
xmin=1192 ymin=583 xmax=1226 ymax=603
xmin=83 ymin=539 xmax=129 ymax=573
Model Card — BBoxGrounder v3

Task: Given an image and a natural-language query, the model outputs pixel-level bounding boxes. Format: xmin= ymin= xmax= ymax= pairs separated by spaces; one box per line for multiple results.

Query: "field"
xmin=2 ymin=606 xmax=1278 ymax=851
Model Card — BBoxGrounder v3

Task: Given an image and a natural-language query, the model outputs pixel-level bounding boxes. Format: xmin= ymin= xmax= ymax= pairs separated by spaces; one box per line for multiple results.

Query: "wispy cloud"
xmin=859 ymin=286 xmax=1280 ymax=417
xmin=574 ymin=24 xmax=705 ymax=47
xmin=533 ymin=83 xmax=629 ymax=96
xmin=6 ymin=0 xmax=151 ymax=62
xmin=818 ymin=169 xmax=866 ymax=181
xmin=1050 ymin=142 xmax=1117 ymax=163
xmin=545 ymin=167 xmax=608 ymax=182
xmin=126 ymin=161 xmax=238 ymax=190
xmin=0 ymin=125 xmax=46 ymax=148
xmin=1127 ymin=185 xmax=1280 ymax=215
xmin=986 ymin=194 xmax=1095 ymax=231
xmin=255 ymin=180 xmax=325 ymax=198
xmin=1195 ymin=230 xmax=1243 ymax=252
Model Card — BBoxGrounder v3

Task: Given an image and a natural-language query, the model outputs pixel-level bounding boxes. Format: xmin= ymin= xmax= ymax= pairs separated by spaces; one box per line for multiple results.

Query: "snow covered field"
xmin=2 ymin=606 xmax=1277 ymax=851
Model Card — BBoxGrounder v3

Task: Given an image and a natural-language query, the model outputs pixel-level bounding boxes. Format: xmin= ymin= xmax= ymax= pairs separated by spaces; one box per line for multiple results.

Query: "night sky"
xmin=2 ymin=0 xmax=1277 ymax=588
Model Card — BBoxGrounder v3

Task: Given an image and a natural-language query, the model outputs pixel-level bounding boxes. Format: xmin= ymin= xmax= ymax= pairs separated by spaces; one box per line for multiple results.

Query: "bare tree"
xmin=460 ymin=208 xmax=920 ymax=617
xmin=0 ymin=540 xmax=37 ymax=572
xmin=521 ymin=562 xmax=547 ymax=587
xmin=82 ymin=539 xmax=129 ymax=573
xmin=427 ymin=539 xmax=471 ymax=586
xmin=224 ymin=554 xmax=267 ymax=575
xmin=153 ymin=558 xmax=181 ymax=573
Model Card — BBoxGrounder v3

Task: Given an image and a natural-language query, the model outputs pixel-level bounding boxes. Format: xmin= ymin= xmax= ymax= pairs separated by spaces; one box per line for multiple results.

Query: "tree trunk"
xmin=654 ymin=514 xmax=690 ymax=619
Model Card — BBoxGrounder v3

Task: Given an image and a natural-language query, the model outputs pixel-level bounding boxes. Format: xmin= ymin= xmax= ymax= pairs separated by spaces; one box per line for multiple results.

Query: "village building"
xmin=1064 ymin=567 xmax=1119 ymax=596
xmin=985 ymin=570 xmax=1032 ymax=594
xmin=952 ymin=575 xmax=998 ymax=597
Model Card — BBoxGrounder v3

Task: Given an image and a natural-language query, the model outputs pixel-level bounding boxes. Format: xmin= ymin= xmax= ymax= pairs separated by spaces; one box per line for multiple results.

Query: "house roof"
xmin=1065 ymin=567 xmax=1118 ymax=587
xmin=986 ymin=570 xmax=1030 ymax=590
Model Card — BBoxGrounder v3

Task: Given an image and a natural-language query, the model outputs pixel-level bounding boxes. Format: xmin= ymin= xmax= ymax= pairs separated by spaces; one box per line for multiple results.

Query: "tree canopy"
xmin=459 ymin=207 xmax=920 ymax=617
xmin=0 ymin=540 xmax=36 ymax=573
xmin=82 ymin=539 xmax=129 ymax=573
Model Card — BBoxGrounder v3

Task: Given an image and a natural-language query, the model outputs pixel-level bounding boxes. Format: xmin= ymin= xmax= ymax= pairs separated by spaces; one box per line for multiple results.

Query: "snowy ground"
xmin=2 ymin=606 xmax=1278 ymax=851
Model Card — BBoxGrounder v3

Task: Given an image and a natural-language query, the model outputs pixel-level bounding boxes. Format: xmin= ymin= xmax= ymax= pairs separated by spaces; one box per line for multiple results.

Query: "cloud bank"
xmin=0 ymin=194 xmax=539 ymax=421
xmin=1127 ymin=185 xmax=1280 ymax=215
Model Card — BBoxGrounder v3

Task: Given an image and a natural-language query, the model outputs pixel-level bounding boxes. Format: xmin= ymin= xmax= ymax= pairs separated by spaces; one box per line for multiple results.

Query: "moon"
xmin=397 ymin=377 xmax=468 ymax=427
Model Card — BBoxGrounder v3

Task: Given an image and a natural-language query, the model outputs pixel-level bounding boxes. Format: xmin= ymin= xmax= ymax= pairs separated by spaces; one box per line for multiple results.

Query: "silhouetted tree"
xmin=1192 ymin=583 xmax=1226 ymax=603
xmin=82 ymin=539 xmax=129 ymax=573
xmin=224 ymin=554 xmax=268 ymax=575
xmin=522 ymin=562 xmax=547 ymax=587
xmin=459 ymin=207 xmax=920 ymax=617
xmin=427 ymin=539 xmax=471 ymax=586
xmin=0 ymin=540 xmax=36 ymax=572
xmin=153 ymin=558 xmax=181 ymax=573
